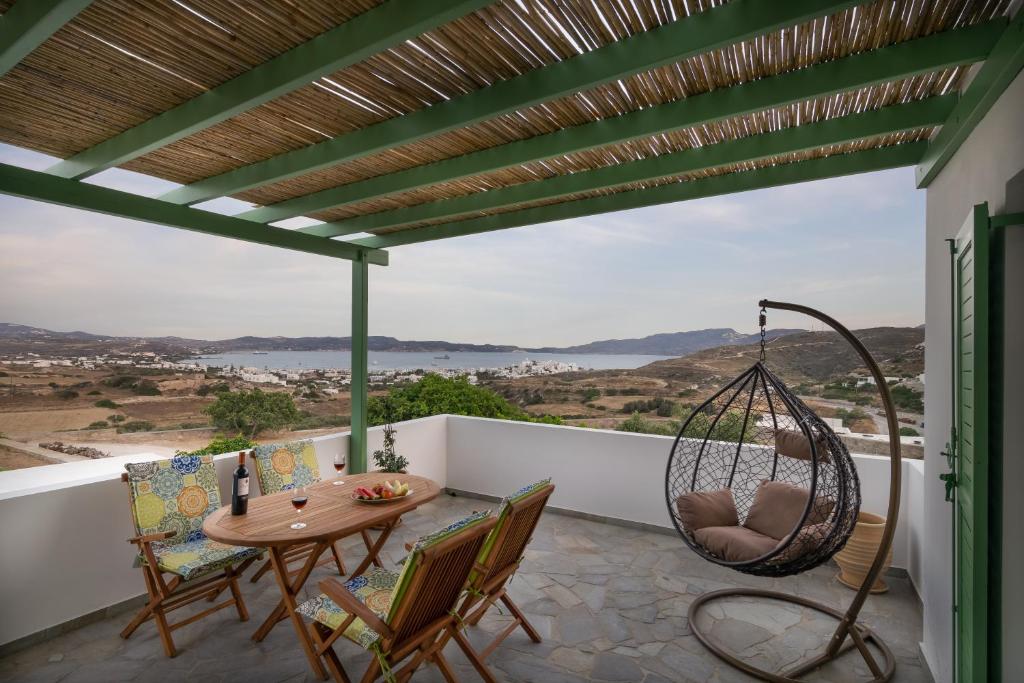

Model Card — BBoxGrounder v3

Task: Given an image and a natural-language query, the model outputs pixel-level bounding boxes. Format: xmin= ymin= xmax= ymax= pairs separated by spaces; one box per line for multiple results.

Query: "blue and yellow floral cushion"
xmin=124 ymin=454 xmax=222 ymax=546
xmin=297 ymin=567 xmax=399 ymax=649
xmin=151 ymin=536 xmax=263 ymax=581
xmin=252 ymin=440 xmax=320 ymax=494
xmin=297 ymin=511 xmax=493 ymax=648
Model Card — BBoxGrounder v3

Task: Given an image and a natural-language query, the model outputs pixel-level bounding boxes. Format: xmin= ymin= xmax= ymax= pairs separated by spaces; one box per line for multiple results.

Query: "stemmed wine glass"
xmin=333 ymin=452 xmax=346 ymax=486
xmin=290 ymin=486 xmax=308 ymax=530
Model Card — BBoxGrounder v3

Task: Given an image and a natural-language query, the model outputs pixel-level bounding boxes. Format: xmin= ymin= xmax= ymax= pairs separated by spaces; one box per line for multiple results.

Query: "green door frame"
xmin=350 ymin=254 xmax=370 ymax=474
xmin=947 ymin=204 xmax=1018 ymax=683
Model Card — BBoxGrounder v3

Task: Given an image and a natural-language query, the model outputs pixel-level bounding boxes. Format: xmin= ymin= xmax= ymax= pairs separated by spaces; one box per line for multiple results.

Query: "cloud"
xmin=0 ymin=143 xmax=925 ymax=345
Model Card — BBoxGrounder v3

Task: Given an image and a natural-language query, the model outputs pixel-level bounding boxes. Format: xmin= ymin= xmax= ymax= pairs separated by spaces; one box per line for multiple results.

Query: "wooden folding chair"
xmin=454 ymin=480 xmax=555 ymax=674
xmin=297 ymin=511 xmax=498 ymax=683
xmin=248 ymin=441 xmax=348 ymax=583
xmin=119 ymin=455 xmax=262 ymax=657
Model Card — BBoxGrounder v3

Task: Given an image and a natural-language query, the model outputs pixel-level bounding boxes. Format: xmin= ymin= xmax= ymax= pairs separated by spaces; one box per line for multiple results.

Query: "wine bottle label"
xmin=237 ymin=477 xmax=249 ymax=497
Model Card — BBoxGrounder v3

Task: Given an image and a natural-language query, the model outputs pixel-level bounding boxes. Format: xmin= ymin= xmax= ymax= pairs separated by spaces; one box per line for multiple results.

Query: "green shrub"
xmin=294 ymin=412 xmax=350 ymax=430
xmin=117 ymin=420 xmax=155 ymax=433
xmin=889 ymin=385 xmax=923 ymax=413
xmin=205 ymin=388 xmax=300 ymax=438
xmin=581 ymin=388 xmax=601 ymax=403
xmin=87 ymin=421 xmax=109 ymax=429
xmin=56 ymin=389 xmax=78 ymax=400
xmin=107 ymin=414 xmax=126 ymax=423
xmin=197 ymin=382 xmax=230 ymax=397
xmin=95 ymin=399 xmax=118 ymax=409
xmin=176 ymin=434 xmax=255 ymax=457
xmin=132 ymin=380 xmax=161 ymax=396
xmin=103 ymin=375 xmax=139 ymax=389
xmin=899 ymin=426 xmax=920 ymax=437
xmin=86 ymin=390 xmax=101 ymax=395
xmin=367 ymin=374 xmax=561 ymax=426
xmin=681 ymin=410 xmax=755 ymax=442
xmin=616 ymin=412 xmax=677 ymax=436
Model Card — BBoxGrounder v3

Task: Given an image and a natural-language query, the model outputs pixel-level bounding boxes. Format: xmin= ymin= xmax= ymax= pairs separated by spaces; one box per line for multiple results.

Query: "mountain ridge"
xmin=0 ymin=322 xmax=813 ymax=357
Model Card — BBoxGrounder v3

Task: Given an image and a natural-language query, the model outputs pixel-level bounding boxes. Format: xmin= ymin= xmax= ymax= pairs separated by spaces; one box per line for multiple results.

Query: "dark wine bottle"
xmin=231 ymin=451 xmax=250 ymax=515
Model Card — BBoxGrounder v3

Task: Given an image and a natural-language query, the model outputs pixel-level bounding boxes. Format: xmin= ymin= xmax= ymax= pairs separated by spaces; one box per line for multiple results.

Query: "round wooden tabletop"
xmin=203 ymin=472 xmax=441 ymax=548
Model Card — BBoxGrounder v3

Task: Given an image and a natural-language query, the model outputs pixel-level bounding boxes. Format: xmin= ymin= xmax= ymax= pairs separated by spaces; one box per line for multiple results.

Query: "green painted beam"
xmin=263 ymin=21 xmax=1004 ymax=230
xmin=916 ymin=11 xmax=1024 ymax=188
xmin=45 ymin=0 xmax=489 ymax=180
xmin=160 ymin=0 xmax=863 ymax=206
xmin=0 ymin=0 xmax=92 ymax=77
xmin=349 ymin=255 xmax=369 ymax=474
xmin=0 ymin=163 xmax=387 ymax=265
xmin=318 ymin=96 xmax=953 ymax=235
xmin=352 ymin=142 xmax=925 ymax=248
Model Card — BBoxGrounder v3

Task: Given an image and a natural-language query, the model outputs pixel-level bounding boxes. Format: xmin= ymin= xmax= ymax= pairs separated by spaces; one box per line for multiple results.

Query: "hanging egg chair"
xmin=666 ymin=301 xmax=903 ymax=683
xmin=665 ymin=361 xmax=860 ymax=577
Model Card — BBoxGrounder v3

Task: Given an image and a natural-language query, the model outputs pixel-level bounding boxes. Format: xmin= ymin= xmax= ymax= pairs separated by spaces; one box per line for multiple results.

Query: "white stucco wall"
xmin=922 ymin=68 xmax=1024 ymax=683
xmin=445 ymin=416 xmax=920 ymax=577
xmin=0 ymin=417 xmax=447 ymax=647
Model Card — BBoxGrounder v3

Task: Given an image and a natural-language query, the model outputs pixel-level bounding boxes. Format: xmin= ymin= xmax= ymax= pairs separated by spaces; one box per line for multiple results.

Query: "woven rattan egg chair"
xmin=665 ymin=300 xmax=902 ymax=683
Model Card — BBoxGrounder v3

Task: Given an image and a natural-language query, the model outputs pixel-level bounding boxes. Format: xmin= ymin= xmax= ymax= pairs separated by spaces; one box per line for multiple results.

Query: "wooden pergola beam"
xmin=315 ymin=96 xmax=954 ymax=236
xmin=350 ymin=143 xmax=925 ymax=248
xmin=0 ymin=163 xmax=388 ymax=265
xmin=158 ymin=0 xmax=864 ymax=206
xmin=257 ymin=20 xmax=1001 ymax=230
xmin=916 ymin=10 xmax=1024 ymax=188
xmin=44 ymin=0 xmax=491 ymax=180
xmin=0 ymin=0 xmax=92 ymax=77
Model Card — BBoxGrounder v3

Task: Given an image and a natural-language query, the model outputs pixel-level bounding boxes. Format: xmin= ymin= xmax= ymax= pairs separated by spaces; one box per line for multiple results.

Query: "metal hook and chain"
xmin=758 ymin=305 xmax=767 ymax=361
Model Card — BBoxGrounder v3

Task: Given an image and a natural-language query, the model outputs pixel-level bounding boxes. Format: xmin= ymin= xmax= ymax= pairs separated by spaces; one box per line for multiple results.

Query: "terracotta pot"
xmin=835 ymin=511 xmax=892 ymax=593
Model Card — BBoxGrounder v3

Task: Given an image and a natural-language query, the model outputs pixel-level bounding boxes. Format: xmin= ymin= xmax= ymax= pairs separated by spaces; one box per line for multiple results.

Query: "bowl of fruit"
xmin=352 ymin=480 xmax=412 ymax=503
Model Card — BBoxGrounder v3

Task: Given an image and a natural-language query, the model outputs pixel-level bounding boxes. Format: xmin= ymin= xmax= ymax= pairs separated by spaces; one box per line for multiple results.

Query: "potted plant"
xmin=834 ymin=511 xmax=893 ymax=593
xmin=370 ymin=424 xmax=409 ymax=528
xmin=372 ymin=424 xmax=409 ymax=473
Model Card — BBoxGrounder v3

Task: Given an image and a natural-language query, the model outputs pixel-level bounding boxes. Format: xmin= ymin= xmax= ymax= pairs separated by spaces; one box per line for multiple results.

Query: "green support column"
xmin=349 ymin=254 xmax=369 ymax=474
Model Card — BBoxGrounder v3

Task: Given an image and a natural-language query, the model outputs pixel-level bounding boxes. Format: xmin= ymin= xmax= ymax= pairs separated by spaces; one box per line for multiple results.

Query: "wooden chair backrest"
xmin=483 ymin=484 xmax=554 ymax=584
xmin=387 ymin=515 xmax=497 ymax=648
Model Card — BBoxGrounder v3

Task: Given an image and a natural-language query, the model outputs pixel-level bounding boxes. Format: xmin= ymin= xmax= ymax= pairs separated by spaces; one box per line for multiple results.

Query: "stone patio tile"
xmin=0 ymin=496 xmax=929 ymax=683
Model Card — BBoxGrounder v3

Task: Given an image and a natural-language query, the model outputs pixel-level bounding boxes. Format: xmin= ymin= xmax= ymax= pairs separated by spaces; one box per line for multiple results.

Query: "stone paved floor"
xmin=0 ymin=494 xmax=929 ymax=682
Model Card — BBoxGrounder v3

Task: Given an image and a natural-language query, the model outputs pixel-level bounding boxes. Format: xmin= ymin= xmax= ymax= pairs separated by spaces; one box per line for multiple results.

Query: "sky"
xmin=0 ymin=143 xmax=926 ymax=347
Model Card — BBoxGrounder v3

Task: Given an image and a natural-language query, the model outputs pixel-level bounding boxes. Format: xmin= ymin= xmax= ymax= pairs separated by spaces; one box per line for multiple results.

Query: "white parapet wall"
xmin=445 ymin=416 xmax=924 ymax=587
xmin=0 ymin=416 xmax=448 ymax=649
xmin=0 ymin=413 xmax=922 ymax=650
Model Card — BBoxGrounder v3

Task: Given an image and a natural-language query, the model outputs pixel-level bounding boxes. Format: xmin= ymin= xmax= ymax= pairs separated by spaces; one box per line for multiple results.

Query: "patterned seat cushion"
xmin=297 ymin=567 xmax=399 ymax=649
xmin=124 ymin=454 xmax=223 ymax=546
xmin=150 ymin=536 xmax=263 ymax=581
xmin=252 ymin=440 xmax=320 ymax=494
xmin=298 ymin=511 xmax=494 ymax=649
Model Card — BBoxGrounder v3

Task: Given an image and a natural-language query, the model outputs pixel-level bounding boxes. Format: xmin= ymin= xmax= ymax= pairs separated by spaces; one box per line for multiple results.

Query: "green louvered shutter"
xmin=953 ymin=204 xmax=990 ymax=683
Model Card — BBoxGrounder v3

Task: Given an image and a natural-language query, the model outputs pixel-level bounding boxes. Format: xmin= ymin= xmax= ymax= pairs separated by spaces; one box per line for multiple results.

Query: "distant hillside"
xmin=0 ymin=322 xmax=803 ymax=357
xmin=637 ymin=327 xmax=924 ymax=385
xmin=527 ymin=328 xmax=805 ymax=356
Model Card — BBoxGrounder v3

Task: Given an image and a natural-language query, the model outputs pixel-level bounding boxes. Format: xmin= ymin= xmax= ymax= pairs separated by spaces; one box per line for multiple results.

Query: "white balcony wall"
xmin=0 ymin=416 xmax=447 ymax=648
xmin=0 ymin=414 xmax=919 ymax=650
xmin=445 ymin=416 xmax=923 ymax=585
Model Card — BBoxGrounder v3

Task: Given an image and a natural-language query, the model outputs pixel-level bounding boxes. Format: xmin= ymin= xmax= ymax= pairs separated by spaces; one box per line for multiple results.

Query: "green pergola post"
xmin=349 ymin=254 xmax=370 ymax=474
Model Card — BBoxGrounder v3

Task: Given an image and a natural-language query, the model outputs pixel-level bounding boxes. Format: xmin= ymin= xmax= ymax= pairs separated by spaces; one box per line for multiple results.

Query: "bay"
xmin=190 ymin=350 xmax=671 ymax=371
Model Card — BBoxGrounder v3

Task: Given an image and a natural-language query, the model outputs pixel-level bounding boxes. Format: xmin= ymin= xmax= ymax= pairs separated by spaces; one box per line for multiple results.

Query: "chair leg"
xmin=359 ymin=657 xmax=381 ymax=683
xmin=330 ymin=541 xmax=347 ymax=575
xmin=250 ymin=557 xmax=274 ymax=583
xmin=226 ymin=567 xmax=249 ymax=622
xmin=452 ymin=627 xmax=499 ymax=683
xmin=310 ymin=623 xmax=351 ymax=683
xmin=122 ymin=566 xmax=162 ymax=639
xmin=153 ymin=606 xmax=177 ymax=658
xmin=501 ymin=594 xmax=542 ymax=643
xmin=432 ymin=650 xmax=459 ymax=683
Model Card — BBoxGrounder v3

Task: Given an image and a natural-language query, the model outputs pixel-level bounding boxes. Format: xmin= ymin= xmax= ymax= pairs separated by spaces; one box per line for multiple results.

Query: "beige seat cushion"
xmin=775 ymin=429 xmax=830 ymax=463
xmin=772 ymin=522 xmax=831 ymax=564
xmin=744 ymin=480 xmax=834 ymax=541
xmin=676 ymin=489 xmax=738 ymax=532
xmin=694 ymin=525 xmax=778 ymax=563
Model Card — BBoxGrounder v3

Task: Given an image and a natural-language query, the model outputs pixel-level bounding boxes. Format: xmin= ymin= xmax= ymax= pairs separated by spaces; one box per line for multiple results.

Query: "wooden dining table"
xmin=203 ymin=472 xmax=441 ymax=679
